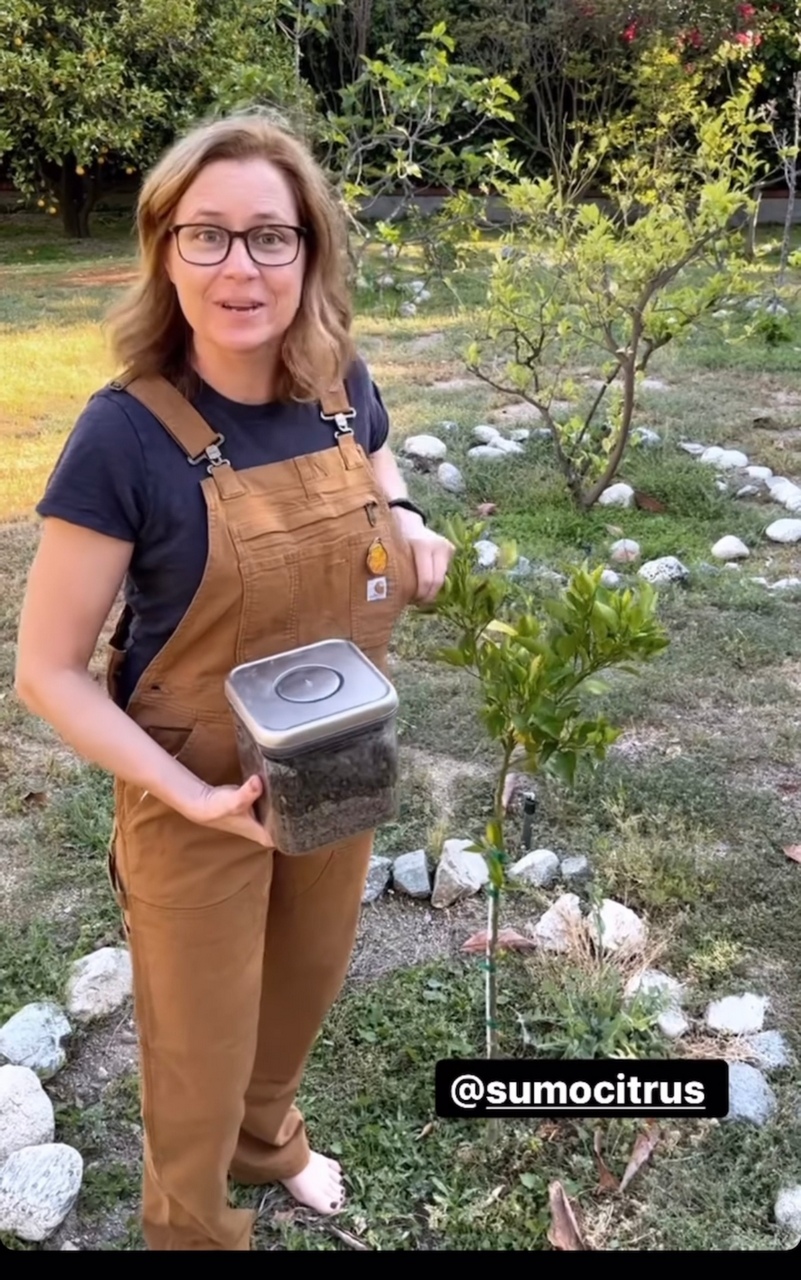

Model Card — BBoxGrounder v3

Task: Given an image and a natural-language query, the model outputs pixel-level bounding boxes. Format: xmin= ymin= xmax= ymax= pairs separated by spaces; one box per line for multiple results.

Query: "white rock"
xmin=431 ymin=839 xmax=489 ymax=908
xmin=658 ymin=1010 xmax=690 ymax=1038
xmin=724 ymin=1062 xmax=777 ymax=1126
xmin=560 ymin=855 xmax=591 ymax=883
xmin=745 ymin=1030 xmax=793 ymax=1071
xmin=699 ymin=446 xmax=725 ymax=465
xmin=468 ymin=445 xmax=509 ymax=462
xmin=716 ymin=479 xmax=729 ymax=492
xmin=624 ymin=968 xmax=684 ymax=1008
xmin=61 ymin=1241 xmax=80 ymax=1250
xmin=587 ymin=899 xmax=647 ymax=952
xmin=631 ymin=427 xmax=661 ymax=447
xmin=0 ymin=1066 xmax=55 ymax=1163
xmin=402 ymin=434 xmax=447 ymax=462
xmin=392 ymin=850 xmax=431 ymax=898
xmin=474 ymin=423 xmax=502 ymax=444
xmin=600 ymin=569 xmax=621 ymax=588
xmin=640 ymin=378 xmax=669 ymax=391
xmin=735 ymin=485 xmax=760 ymax=499
xmin=598 ymin=483 xmax=635 ymax=508
xmin=408 ymin=278 xmax=426 ymax=292
xmin=0 ymin=1003 xmax=71 ymax=1081
xmin=362 ymin=856 xmax=392 ymax=902
xmin=679 ymin=442 xmax=706 ymax=455
xmin=529 ymin=894 xmax=583 ymax=952
xmin=711 ymin=535 xmax=750 ymax=561
xmin=376 ymin=273 xmax=394 ymax=287
xmin=638 ymin=556 xmax=689 ymax=586
xmin=510 ymin=428 xmax=531 ymax=443
xmin=65 ymin=947 xmax=132 ymax=1023
xmin=766 ymin=518 xmax=801 ymax=544
xmin=771 ymin=577 xmax=801 ymax=592
xmin=399 ymin=301 xmax=417 ymax=318
xmin=775 ymin=1185 xmax=801 ymax=1237
xmin=766 ymin=478 xmax=801 ymax=505
xmin=531 ymin=427 xmax=553 ymax=441
xmin=0 ymin=1143 xmax=83 ymax=1242
xmin=705 ymin=993 xmax=768 ymax=1034
xmin=717 ymin=449 xmax=750 ymax=470
xmin=610 ymin=538 xmax=641 ymax=564
xmin=474 ymin=539 xmax=500 ymax=568
xmin=493 ymin=437 xmax=525 ymax=455
xmin=508 ymin=849 xmax=560 ymax=888
xmin=437 ymin=462 xmax=465 ymax=494
xmin=746 ymin=466 xmax=772 ymax=480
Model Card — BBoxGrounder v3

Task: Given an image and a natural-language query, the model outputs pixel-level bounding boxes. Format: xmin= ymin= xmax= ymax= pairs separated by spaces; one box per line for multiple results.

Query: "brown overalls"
xmin=103 ymin=374 xmax=417 ymax=1251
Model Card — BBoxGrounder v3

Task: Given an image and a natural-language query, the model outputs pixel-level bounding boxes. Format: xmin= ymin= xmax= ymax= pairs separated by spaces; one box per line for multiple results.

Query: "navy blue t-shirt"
xmin=36 ymin=356 xmax=390 ymax=706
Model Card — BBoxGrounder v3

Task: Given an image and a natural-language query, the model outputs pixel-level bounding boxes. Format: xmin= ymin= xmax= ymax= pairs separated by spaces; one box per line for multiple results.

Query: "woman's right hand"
xmin=180 ymin=774 xmax=274 ymax=847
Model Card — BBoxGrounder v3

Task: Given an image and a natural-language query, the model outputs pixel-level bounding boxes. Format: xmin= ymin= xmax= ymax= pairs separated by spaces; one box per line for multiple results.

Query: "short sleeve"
xmin=368 ymin=379 xmax=390 ymax=453
xmin=35 ymin=392 xmax=149 ymax=542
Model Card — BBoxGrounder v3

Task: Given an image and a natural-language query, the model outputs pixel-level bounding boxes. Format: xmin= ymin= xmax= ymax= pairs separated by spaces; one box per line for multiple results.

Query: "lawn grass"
xmin=2 ymin=213 xmax=801 ymax=1251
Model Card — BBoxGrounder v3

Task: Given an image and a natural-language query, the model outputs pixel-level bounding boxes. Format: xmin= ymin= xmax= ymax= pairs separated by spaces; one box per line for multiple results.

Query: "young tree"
xmin=0 ymin=0 xmax=297 ymax=237
xmin=463 ymin=43 xmax=768 ymax=509
xmin=426 ymin=517 xmax=669 ymax=1060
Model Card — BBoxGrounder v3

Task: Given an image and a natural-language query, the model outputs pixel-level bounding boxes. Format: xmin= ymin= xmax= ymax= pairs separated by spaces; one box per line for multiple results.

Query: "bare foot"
xmin=280 ymin=1151 xmax=344 ymax=1215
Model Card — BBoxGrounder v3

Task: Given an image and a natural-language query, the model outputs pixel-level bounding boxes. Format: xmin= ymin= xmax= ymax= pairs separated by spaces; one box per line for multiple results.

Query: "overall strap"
xmin=319 ymin=381 xmax=361 ymax=467
xmin=109 ymin=373 xmax=228 ymax=470
xmin=109 ymin=371 xmax=360 ymax=468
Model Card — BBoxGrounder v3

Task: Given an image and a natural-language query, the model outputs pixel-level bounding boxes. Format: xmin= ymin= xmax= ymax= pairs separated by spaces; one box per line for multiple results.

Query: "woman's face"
xmin=165 ymin=156 xmax=306 ymax=363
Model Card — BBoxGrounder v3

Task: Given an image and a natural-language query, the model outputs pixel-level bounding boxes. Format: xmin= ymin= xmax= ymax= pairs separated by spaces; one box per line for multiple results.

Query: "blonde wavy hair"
xmin=106 ymin=109 xmax=355 ymax=402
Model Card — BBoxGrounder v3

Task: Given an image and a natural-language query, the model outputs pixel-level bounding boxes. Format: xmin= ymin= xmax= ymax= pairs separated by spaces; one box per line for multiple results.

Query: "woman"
xmin=14 ymin=110 xmax=454 ymax=1251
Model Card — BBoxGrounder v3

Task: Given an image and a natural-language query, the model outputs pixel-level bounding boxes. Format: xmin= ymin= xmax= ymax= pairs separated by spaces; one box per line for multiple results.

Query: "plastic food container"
xmin=224 ymin=639 xmax=400 ymax=854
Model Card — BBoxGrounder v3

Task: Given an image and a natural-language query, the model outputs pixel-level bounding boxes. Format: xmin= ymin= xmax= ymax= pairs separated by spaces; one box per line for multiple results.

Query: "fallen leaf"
xmin=476 ymin=502 xmax=497 ymax=517
xmin=481 ymin=1184 xmax=505 ymax=1208
xmin=605 ymin=524 xmax=625 ymax=537
xmin=547 ymin=1180 xmax=589 ymax=1250
xmin=782 ymin=844 xmax=801 ymax=863
xmin=618 ymin=1121 xmax=661 ymax=1193
xmin=593 ymin=1128 xmax=620 ymax=1193
xmin=22 ymin=790 xmax=47 ymax=807
xmin=633 ymin=489 xmax=668 ymax=513
xmin=778 ymin=783 xmax=800 ymax=795
xmin=461 ymin=927 xmax=537 ymax=953
xmin=272 ymin=1208 xmax=297 ymax=1225
xmin=417 ymin=1121 xmax=435 ymax=1139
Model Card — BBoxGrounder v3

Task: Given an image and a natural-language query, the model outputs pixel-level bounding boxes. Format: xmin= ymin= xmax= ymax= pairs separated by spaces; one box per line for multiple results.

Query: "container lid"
xmin=224 ymin=639 xmax=398 ymax=754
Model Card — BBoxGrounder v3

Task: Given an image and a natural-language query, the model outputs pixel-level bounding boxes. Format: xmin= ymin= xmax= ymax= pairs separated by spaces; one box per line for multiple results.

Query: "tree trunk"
xmin=779 ymin=72 xmax=801 ymax=286
xmin=58 ymin=156 xmax=100 ymax=239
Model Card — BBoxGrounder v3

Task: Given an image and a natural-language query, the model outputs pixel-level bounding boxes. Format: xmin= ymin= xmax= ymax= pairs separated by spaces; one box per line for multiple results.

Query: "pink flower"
xmin=737 ymin=3 xmax=757 ymax=18
xmin=622 ymin=20 xmax=638 ymax=41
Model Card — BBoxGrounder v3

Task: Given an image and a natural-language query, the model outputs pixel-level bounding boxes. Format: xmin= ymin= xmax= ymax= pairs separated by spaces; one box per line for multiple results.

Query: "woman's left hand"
xmin=391 ymin=508 xmax=455 ymax=604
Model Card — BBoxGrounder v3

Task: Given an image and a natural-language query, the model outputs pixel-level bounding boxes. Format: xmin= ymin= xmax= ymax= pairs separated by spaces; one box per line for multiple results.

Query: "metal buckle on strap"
xmin=320 ymin=407 xmax=356 ymax=437
xmin=186 ymin=435 xmax=230 ymax=471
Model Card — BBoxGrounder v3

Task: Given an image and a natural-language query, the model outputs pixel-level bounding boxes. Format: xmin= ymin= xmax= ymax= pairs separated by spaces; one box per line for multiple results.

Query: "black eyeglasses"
xmin=169 ymin=223 xmax=307 ymax=266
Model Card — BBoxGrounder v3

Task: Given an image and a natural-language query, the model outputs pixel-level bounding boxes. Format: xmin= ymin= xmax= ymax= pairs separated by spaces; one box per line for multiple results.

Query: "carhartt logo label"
xmin=367 ymin=577 xmax=387 ymax=601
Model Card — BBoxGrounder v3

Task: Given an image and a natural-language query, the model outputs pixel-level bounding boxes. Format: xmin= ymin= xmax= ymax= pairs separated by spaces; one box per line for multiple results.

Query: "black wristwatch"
xmin=388 ymin=498 xmax=428 ymax=526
